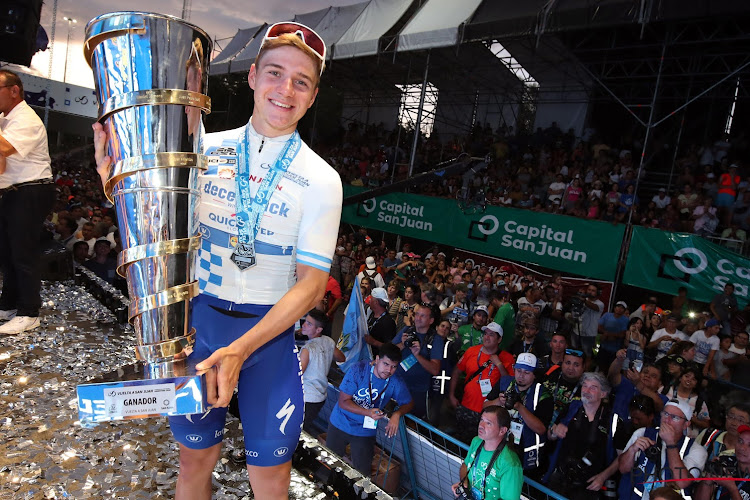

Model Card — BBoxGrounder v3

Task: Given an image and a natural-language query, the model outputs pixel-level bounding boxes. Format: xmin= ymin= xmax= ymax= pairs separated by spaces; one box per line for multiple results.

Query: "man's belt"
xmin=0 ymin=178 xmax=54 ymax=194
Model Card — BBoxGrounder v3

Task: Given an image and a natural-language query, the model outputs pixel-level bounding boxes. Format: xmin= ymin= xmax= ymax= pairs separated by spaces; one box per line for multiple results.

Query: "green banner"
xmin=624 ymin=226 xmax=750 ymax=305
xmin=342 ymin=187 xmax=625 ymax=280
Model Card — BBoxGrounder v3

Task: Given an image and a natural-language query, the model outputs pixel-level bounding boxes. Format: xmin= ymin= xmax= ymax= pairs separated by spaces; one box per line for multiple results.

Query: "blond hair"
xmin=255 ymin=33 xmax=325 ymax=86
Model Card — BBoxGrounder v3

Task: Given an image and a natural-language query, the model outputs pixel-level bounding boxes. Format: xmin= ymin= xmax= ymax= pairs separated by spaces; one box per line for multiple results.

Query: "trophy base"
xmin=76 ymin=358 xmax=208 ymax=424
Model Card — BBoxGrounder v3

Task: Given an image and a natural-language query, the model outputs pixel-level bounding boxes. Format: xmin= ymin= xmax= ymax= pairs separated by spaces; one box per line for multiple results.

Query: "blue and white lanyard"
xmin=235 ymin=126 xmax=301 ymax=247
xmin=368 ymin=366 xmax=390 ymax=408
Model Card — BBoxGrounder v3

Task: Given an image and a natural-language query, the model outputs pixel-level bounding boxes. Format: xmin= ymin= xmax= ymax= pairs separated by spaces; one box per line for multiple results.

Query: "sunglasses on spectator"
xmin=565 ymin=348 xmax=584 ymax=357
xmin=263 ymin=22 xmax=326 ymax=64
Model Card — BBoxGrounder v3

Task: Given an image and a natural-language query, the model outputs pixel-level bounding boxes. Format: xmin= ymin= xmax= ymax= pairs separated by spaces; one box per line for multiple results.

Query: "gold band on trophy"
xmin=104 ymin=153 xmax=207 ymax=203
xmin=101 ymin=89 xmax=211 ymax=121
xmin=117 ymin=236 xmax=201 ymax=277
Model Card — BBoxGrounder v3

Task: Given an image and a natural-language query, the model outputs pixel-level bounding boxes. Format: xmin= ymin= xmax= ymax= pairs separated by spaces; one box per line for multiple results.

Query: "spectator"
xmin=489 ymin=289 xmax=515 ymax=353
xmin=542 ymin=349 xmax=586 ymax=425
xmin=711 ymin=282 xmax=738 ymax=336
xmin=327 ymin=343 xmax=414 ymax=475
xmin=429 ymin=319 xmax=459 ymax=426
xmin=364 ymin=287 xmax=398 ymax=357
xmin=693 ymin=198 xmax=719 ymax=236
xmin=608 ymin=351 xmax=667 ymax=424
xmin=570 ymin=284 xmax=604 ymax=361
xmin=393 ymin=304 xmax=444 ymax=419
xmin=321 ymin=274 xmax=343 ymax=321
xmin=713 ymin=335 xmax=734 ymax=381
xmin=539 ymin=332 xmax=568 ymax=376
xmin=651 ymin=187 xmax=671 ymax=210
xmin=451 ymin=406 xmax=523 ymax=500
xmin=694 ymin=423 xmax=750 ymax=500
xmin=719 ymin=222 xmax=746 ymax=253
xmin=648 ymin=314 xmax=689 ymax=361
xmin=664 ymin=365 xmax=710 ymax=437
xmin=623 ymin=317 xmax=647 ymax=371
xmin=510 ymin=321 xmax=549 ymax=364
xmin=618 ymin=400 xmax=708 ymax=500
xmin=690 ymin=318 xmax=721 ymax=377
xmin=395 ymin=284 xmax=420 ymax=330
xmin=382 ymin=248 xmax=399 ymax=284
xmin=545 ymin=372 xmax=625 ymax=499
xmin=357 ymin=256 xmax=385 ymax=288
xmin=539 ymin=284 xmax=564 ymax=340
xmin=485 ymin=352 xmax=554 ymax=476
xmin=696 ymin=400 xmax=750 ymax=463
xmin=440 ymin=282 xmax=470 ymax=325
xmin=385 ymin=283 xmax=403 ymax=320
xmin=82 ymin=238 xmax=117 ymax=283
xmin=597 ymin=300 xmax=630 ymax=373
xmin=516 ymin=285 xmax=546 ymax=339
xmin=449 ymin=321 xmax=513 ymax=442
xmin=457 ymin=305 xmax=490 ymax=355
xmin=299 ymin=310 xmax=344 ymax=432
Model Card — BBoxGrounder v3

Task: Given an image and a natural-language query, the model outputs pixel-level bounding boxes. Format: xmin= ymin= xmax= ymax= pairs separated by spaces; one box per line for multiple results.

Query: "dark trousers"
xmin=0 ymin=184 xmax=55 ymax=317
xmin=303 ymin=400 xmax=325 ymax=433
xmin=326 ymin=422 xmax=375 ymax=475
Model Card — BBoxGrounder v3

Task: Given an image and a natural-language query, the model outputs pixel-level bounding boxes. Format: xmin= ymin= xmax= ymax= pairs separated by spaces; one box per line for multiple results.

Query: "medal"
xmin=230 ymin=242 xmax=256 ymax=270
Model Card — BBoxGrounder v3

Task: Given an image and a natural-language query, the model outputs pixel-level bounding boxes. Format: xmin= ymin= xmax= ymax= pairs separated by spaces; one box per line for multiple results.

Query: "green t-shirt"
xmin=459 ymin=324 xmax=484 ymax=353
xmin=494 ymin=303 xmax=516 ymax=353
xmin=463 ymin=436 xmax=523 ymax=500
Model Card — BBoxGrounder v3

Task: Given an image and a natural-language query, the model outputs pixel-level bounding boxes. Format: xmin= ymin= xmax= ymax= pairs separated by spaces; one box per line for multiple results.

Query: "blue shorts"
xmin=716 ymin=193 xmax=735 ymax=207
xmin=168 ymin=294 xmax=303 ymax=466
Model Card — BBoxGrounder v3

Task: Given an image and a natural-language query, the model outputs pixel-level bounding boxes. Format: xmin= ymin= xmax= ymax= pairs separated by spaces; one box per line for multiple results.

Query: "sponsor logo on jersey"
xmin=214 ymin=429 xmax=224 ymax=438
xmin=273 ymin=446 xmax=289 ymax=458
xmin=204 ymin=180 xmax=236 ymax=203
xmin=246 ymin=450 xmax=259 ymax=458
xmin=186 ymin=434 xmax=203 ymax=443
xmin=206 ymin=146 xmax=236 ymax=156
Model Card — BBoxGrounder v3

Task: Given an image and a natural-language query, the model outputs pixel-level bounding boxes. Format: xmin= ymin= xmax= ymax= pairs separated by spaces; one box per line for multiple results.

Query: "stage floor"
xmin=0 ymin=280 xmax=329 ymax=499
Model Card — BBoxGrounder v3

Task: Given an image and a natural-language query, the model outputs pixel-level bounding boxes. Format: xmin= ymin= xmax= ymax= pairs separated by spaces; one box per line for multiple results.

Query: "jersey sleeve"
xmin=296 ymin=150 xmax=342 ymax=272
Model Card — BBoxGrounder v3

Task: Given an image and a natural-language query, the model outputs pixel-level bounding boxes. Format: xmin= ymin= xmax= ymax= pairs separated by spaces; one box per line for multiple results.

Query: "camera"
xmin=403 ymin=331 xmax=419 ymax=348
xmin=568 ymin=292 xmax=587 ymax=319
xmin=704 ymin=454 xmax=738 ymax=478
xmin=503 ymin=389 xmax=521 ymax=410
xmin=643 ymin=444 xmax=661 ymax=462
xmin=454 ymin=483 xmax=471 ymax=500
xmin=381 ymin=398 xmax=399 ymax=418
xmin=560 ymin=451 xmax=595 ymax=485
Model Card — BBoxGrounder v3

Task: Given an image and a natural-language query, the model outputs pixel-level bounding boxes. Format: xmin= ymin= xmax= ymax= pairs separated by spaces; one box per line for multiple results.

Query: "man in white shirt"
xmin=689 ymin=318 xmax=721 ymax=377
xmin=0 ymin=70 xmax=56 ymax=334
xmin=647 ymin=314 xmax=688 ymax=361
xmin=651 ymin=188 xmax=671 ymax=209
xmin=356 ymin=256 xmax=385 ymax=288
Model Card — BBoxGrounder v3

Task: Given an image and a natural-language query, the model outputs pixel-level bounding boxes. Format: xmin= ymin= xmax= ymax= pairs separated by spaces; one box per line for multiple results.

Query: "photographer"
xmin=449 ymin=322 xmax=514 ymax=443
xmin=441 ymin=283 xmax=471 ymax=326
xmin=327 ymin=343 xmax=414 ymax=475
xmin=568 ymin=284 xmax=604 ymax=361
xmin=608 ymin=349 xmax=667 ymax=424
xmin=393 ymin=303 xmax=445 ymax=419
xmin=544 ymin=372 xmax=626 ymax=499
xmin=694 ymin=424 xmax=750 ymax=500
xmin=451 ymin=406 xmax=523 ymax=500
xmin=484 ymin=353 xmax=554 ymax=477
xmin=542 ymin=348 xmax=586 ymax=425
xmin=618 ymin=400 xmax=708 ymax=500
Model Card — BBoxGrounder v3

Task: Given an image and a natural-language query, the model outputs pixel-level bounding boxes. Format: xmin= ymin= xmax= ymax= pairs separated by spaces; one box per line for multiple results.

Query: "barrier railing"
xmin=314 ymin=384 xmax=569 ymax=499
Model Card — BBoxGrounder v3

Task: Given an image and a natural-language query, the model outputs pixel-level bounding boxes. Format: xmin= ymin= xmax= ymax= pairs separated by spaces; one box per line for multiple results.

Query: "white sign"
xmin=103 ymin=383 xmax=176 ymax=417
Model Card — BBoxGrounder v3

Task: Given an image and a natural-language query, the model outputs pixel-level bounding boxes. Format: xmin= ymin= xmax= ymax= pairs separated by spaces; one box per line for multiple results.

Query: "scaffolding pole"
xmin=408 ymin=51 xmax=430 ymax=178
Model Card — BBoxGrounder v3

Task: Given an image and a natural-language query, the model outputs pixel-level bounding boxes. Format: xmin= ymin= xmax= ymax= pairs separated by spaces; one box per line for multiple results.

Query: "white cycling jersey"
xmin=197 ymin=121 xmax=342 ymax=305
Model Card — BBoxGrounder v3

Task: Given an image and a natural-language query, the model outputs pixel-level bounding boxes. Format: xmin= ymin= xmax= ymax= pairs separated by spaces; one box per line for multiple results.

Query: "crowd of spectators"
xmin=319 ymin=122 xmax=750 ymax=253
xmin=319 ymin=223 xmax=750 ymax=499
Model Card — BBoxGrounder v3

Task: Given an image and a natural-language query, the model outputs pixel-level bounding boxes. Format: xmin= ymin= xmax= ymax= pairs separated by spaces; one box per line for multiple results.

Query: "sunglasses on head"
xmin=264 ymin=22 xmax=326 ymax=65
xmin=565 ymin=348 xmax=584 ymax=358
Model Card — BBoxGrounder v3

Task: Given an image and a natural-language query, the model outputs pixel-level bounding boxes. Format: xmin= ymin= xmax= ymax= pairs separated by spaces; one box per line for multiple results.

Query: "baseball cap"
xmin=658 ymin=187 xmax=666 ymax=192
xmin=482 ymin=322 xmax=503 ymax=337
xmin=365 ymin=256 xmax=376 ymax=269
xmin=474 ymin=305 xmax=489 ymax=316
xmin=705 ymin=318 xmax=721 ymax=328
xmin=370 ymin=287 xmax=388 ymax=302
xmin=664 ymin=399 xmax=693 ymax=421
xmin=515 ymin=353 xmax=537 ymax=372
xmin=738 ymin=424 xmax=750 ymax=434
xmin=665 ymin=354 xmax=686 ymax=366
xmin=615 ymin=301 xmax=628 ymax=309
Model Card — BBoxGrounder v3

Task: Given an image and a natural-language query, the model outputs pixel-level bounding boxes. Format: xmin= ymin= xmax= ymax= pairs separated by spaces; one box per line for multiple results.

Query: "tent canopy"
xmin=397 ymin=0 xmax=483 ymax=52
xmin=332 ymin=0 xmax=413 ymax=60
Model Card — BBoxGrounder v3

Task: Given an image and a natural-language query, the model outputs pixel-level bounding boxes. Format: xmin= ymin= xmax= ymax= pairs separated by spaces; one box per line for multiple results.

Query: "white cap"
xmin=481 ymin=322 xmax=503 ymax=337
xmin=365 ymin=256 xmax=376 ymax=269
xmin=615 ymin=301 xmax=628 ymax=309
xmin=515 ymin=353 xmax=538 ymax=372
xmin=664 ymin=399 xmax=693 ymax=421
xmin=370 ymin=287 xmax=388 ymax=302
xmin=474 ymin=305 xmax=489 ymax=316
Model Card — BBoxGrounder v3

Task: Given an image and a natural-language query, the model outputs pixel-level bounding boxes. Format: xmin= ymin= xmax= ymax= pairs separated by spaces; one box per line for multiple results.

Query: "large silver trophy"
xmin=76 ymin=12 xmax=211 ymax=423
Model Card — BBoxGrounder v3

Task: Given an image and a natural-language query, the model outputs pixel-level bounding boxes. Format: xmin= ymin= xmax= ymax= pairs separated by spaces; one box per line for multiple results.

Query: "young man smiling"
xmin=93 ymin=22 xmax=342 ymax=500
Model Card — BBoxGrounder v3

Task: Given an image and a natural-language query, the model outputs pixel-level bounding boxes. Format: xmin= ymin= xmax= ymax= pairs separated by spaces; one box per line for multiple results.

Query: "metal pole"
xmin=391 ymin=57 xmax=413 ymax=184
xmin=44 ymin=0 xmax=59 ymax=128
xmin=63 ymin=18 xmax=76 ymax=83
xmin=612 ymin=32 xmax=668 ymax=304
xmin=408 ymin=50 xmax=430 ymax=178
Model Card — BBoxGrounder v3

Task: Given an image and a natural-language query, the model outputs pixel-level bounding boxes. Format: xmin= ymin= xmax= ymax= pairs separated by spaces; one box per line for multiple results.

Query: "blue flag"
xmin=337 ymin=276 xmax=372 ymax=372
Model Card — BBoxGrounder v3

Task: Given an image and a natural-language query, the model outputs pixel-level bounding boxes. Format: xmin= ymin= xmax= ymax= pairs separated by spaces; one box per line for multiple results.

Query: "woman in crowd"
xmin=386 ymin=283 xmax=403 ymax=320
xmin=624 ymin=317 xmax=647 ymax=371
xmin=664 ymin=365 xmax=711 ymax=437
xmin=396 ymin=284 xmax=420 ymax=330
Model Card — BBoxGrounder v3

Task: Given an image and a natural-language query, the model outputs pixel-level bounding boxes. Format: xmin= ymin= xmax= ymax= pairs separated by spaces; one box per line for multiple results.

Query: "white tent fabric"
xmin=333 ymin=0 xmax=412 ymax=60
xmin=397 ymin=0 xmax=483 ymax=52
xmin=314 ymin=2 xmax=369 ymax=59
xmin=211 ymin=25 xmax=264 ymax=74
xmin=293 ymin=7 xmax=331 ymax=30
